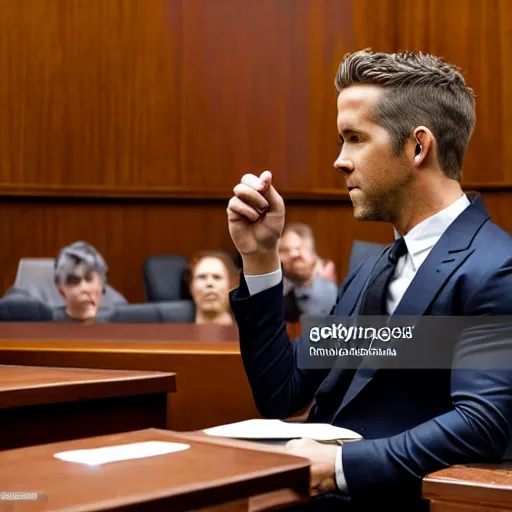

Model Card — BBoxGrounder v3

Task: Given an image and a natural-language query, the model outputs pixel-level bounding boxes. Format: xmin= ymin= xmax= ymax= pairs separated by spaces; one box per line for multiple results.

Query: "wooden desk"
xmin=0 ymin=322 xmax=240 ymax=341
xmin=180 ymin=431 xmax=313 ymax=511
xmin=0 ymin=322 xmax=299 ymax=342
xmin=0 ymin=428 xmax=310 ymax=512
xmin=0 ymin=365 xmax=176 ymax=451
xmin=0 ymin=324 xmax=264 ymax=431
xmin=423 ymin=463 xmax=512 ymax=512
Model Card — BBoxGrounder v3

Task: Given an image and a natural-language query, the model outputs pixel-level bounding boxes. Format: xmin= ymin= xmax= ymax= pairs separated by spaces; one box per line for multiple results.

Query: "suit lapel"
xmin=334 ymin=251 xmax=386 ymax=316
xmin=312 ymin=251 xmax=385 ymax=400
xmin=336 ymin=243 xmax=474 ymax=412
xmin=333 ymin=194 xmax=490 ymax=415
xmin=391 ymin=242 xmax=474 ymax=316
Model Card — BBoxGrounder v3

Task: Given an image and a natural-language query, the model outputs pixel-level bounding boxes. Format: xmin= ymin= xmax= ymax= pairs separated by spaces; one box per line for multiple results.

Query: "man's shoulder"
xmin=477 ymin=218 xmax=512 ymax=245
xmin=458 ymin=220 xmax=512 ymax=312
xmin=471 ymin=219 xmax=512 ymax=267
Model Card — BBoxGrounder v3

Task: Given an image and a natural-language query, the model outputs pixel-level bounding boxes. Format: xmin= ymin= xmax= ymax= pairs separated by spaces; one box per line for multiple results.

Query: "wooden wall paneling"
xmin=0 ymin=0 xmax=401 ymax=198
xmin=1 ymin=191 xmax=510 ymax=303
xmin=0 ymin=195 xmax=399 ymax=302
xmin=0 ymin=197 xmax=236 ymax=302
xmin=395 ymin=0 xmax=512 ymax=185
xmin=1 ymin=0 xmax=512 ymax=306
xmin=0 ymin=0 xmax=182 ymax=193
xmin=0 ymin=0 xmax=510 ymax=197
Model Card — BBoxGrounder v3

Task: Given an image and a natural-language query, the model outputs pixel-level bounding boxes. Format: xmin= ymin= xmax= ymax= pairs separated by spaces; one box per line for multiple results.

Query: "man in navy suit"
xmin=226 ymin=50 xmax=512 ymax=510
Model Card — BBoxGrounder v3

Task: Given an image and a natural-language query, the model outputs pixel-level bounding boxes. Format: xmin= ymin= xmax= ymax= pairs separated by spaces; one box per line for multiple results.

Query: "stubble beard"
xmin=352 ymin=173 xmax=414 ymax=224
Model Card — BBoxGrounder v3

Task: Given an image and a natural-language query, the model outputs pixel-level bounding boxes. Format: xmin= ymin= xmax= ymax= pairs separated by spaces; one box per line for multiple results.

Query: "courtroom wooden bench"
xmin=0 ymin=364 xmax=175 ymax=450
xmin=0 ymin=323 xmax=264 ymax=431
xmin=0 ymin=428 xmax=310 ymax=512
xmin=423 ymin=463 xmax=512 ymax=512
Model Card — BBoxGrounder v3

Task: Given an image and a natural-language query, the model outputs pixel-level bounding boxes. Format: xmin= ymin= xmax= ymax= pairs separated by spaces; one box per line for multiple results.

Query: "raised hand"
xmin=227 ymin=170 xmax=285 ymax=274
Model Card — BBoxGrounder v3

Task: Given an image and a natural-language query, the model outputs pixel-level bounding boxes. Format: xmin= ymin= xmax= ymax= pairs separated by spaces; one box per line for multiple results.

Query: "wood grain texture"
xmin=0 ymin=322 xmax=241 ymax=343
xmin=0 ymin=392 xmax=169 ymax=451
xmin=0 ymin=197 xmax=395 ymax=302
xmin=0 ymin=364 xmax=176 ymax=407
xmin=429 ymin=501 xmax=510 ymax=512
xmin=0 ymin=365 xmax=174 ymax=450
xmin=1 ymin=0 xmax=512 ymax=308
xmin=423 ymin=463 xmax=512 ymax=510
xmin=0 ymin=333 xmax=265 ymax=431
xmin=395 ymin=0 xmax=512 ymax=185
xmin=0 ymin=0 xmax=356 ymax=196
xmin=2 ymin=191 xmax=510 ymax=304
xmin=0 ymin=0 xmax=510 ymax=197
xmin=0 ymin=428 xmax=310 ymax=512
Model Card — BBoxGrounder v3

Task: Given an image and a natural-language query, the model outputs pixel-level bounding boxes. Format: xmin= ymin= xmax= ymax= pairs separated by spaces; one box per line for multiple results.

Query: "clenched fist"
xmin=227 ymin=171 xmax=285 ymax=275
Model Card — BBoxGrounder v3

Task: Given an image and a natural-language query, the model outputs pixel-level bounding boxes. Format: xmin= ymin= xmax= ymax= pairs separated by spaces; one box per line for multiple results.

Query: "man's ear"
xmin=57 ymin=285 xmax=65 ymax=298
xmin=410 ymin=126 xmax=434 ymax=167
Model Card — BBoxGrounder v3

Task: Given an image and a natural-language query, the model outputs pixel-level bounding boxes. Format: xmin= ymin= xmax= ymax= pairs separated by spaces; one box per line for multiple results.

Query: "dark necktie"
xmin=309 ymin=238 xmax=408 ymax=424
xmin=360 ymin=237 xmax=407 ymax=316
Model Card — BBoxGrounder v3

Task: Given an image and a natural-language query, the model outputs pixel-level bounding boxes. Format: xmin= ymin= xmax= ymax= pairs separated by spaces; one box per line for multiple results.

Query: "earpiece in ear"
xmin=415 ymin=144 xmax=421 ymax=157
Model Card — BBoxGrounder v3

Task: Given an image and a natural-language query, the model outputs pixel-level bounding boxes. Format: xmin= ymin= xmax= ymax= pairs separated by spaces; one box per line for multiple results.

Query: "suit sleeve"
xmin=229 ymin=273 xmax=330 ymax=418
xmin=341 ymin=263 xmax=512 ymax=503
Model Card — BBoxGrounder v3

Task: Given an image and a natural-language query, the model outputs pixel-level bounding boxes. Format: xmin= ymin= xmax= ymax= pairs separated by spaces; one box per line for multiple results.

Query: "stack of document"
xmin=203 ymin=419 xmax=363 ymax=445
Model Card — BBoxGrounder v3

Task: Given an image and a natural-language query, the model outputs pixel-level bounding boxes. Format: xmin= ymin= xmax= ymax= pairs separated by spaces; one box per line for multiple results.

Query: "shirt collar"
xmin=393 ymin=193 xmax=471 ymax=271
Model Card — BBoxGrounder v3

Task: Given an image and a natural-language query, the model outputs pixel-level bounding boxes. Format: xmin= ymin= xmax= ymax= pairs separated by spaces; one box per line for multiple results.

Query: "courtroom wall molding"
xmin=1 ymin=182 xmax=510 ymax=203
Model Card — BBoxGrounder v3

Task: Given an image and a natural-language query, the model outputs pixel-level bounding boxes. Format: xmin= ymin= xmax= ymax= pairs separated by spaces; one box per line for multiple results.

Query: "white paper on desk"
xmin=54 ymin=441 xmax=190 ymax=466
xmin=203 ymin=419 xmax=362 ymax=442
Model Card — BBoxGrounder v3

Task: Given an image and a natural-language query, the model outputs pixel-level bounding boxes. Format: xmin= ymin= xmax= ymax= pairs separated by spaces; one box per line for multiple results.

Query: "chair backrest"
xmin=143 ymin=255 xmax=190 ymax=302
xmin=110 ymin=301 xmax=195 ymax=323
xmin=13 ymin=258 xmax=128 ymax=308
xmin=158 ymin=300 xmax=195 ymax=323
xmin=110 ymin=303 xmax=162 ymax=323
xmin=348 ymin=240 xmax=387 ymax=275
xmin=0 ymin=296 xmax=54 ymax=322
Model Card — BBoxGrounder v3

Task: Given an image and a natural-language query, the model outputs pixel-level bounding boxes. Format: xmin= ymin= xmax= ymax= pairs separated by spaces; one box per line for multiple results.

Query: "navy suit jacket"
xmin=230 ymin=194 xmax=512 ymax=504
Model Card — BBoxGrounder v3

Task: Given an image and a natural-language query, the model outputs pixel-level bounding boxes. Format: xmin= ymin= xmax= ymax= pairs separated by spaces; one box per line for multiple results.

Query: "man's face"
xmin=334 ymin=84 xmax=414 ymax=222
xmin=58 ymin=264 xmax=103 ymax=320
xmin=278 ymin=231 xmax=316 ymax=283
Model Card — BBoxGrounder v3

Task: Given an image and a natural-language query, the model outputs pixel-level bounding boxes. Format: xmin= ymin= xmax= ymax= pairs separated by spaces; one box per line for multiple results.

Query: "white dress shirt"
xmin=244 ymin=193 xmax=471 ymax=494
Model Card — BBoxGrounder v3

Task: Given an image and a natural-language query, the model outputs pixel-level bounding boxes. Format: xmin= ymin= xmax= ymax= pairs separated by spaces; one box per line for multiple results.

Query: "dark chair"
xmin=0 ymin=296 xmax=54 ymax=322
xmin=158 ymin=300 xmax=195 ymax=323
xmin=143 ymin=255 xmax=191 ymax=302
xmin=110 ymin=303 xmax=162 ymax=323
xmin=110 ymin=301 xmax=195 ymax=323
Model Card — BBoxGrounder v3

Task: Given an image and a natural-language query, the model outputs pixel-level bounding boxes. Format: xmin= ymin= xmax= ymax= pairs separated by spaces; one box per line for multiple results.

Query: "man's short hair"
xmin=281 ymin=223 xmax=317 ymax=256
xmin=54 ymin=241 xmax=108 ymax=285
xmin=334 ymin=49 xmax=476 ymax=181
